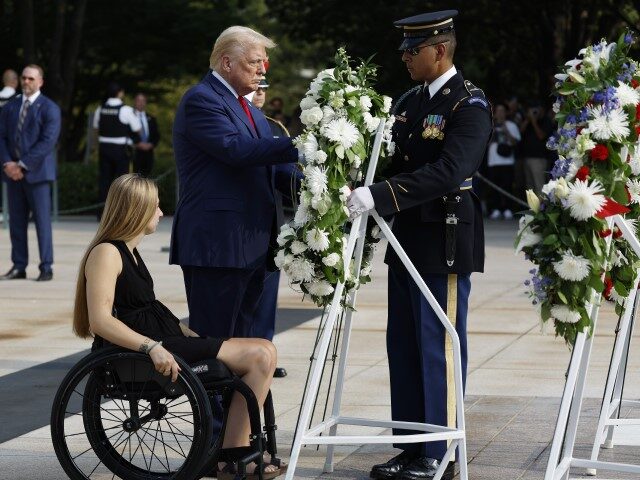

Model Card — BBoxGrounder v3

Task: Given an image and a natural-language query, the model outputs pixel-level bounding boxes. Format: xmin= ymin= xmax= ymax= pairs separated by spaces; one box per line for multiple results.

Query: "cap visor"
xmin=398 ymin=37 xmax=427 ymax=51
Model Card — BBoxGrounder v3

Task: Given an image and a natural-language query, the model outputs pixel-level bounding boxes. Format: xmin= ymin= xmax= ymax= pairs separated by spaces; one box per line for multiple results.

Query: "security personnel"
xmin=246 ymin=78 xmax=296 ymax=378
xmin=93 ymin=82 xmax=142 ymax=218
xmin=347 ymin=10 xmax=492 ymax=480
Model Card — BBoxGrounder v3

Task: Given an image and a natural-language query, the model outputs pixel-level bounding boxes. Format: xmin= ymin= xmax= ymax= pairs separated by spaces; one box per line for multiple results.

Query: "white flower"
xmin=322 ymin=253 xmax=341 ymax=267
xmin=300 ymin=96 xmax=319 ymax=111
xmin=290 ymin=240 xmax=308 ymax=255
xmin=371 ymin=225 xmax=381 ymax=238
xmin=363 ymin=112 xmax=381 ymax=133
xmin=587 ymin=105 xmax=630 ymax=141
xmin=542 ymin=178 xmax=570 ymax=200
xmin=323 ymin=117 xmax=360 ymax=149
xmin=320 ymin=105 xmax=337 ymax=126
xmin=566 ymin=179 xmax=606 ymax=221
xmin=629 ymin=146 xmax=640 ymax=175
xmin=314 ymin=150 xmax=327 ymax=164
xmin=338 ymin=185 xmax=351 ymax=202
xmin=515 ymin=215 xmax=540 ymax=253
xmin=302 ymin=134 xmax=319 ymax=163
xmin=306 ymin=279 xmax=334 ymax=297
xmin=352 ymin=155 xmax=362 ymax=168
xmin=293 ymin=202 xmax=310 ymax=227
xmin=575 ymin=132 xmax=596 ymax=155
xmin=274 ymin=249 xmax=286 ymax=269
xmin=550 ymin=305 xmax=581 ymax=324
xmin=627 ymin=178 xmax=640 ymax=204
xmin=344 ymin=85 xmax=357 ymax=94
xmin=580 ymin=41 xmax=615 ymax=73
xmin=609 ymin=286 xmax=628 ymax=306
xmin=306 ymin=228 xmax=330 ymax=252
xmin=329 ymin=90 xmax=345 ymax=109
xmin=526 ymin=190 xmax=540 ymax=212
xmin=308 ymin=69 xmax=334 ymax=95
xmin=386 ymin=140 xmax=396 ymax=156
xmin=382 ymin=96 xmax=392 ymax=113
xmin=304 ymin=165 xmax=328 ymax=197
xmin=300 ymin=106 xmax=324 ymax=127
xmin=359 ymin=95 xmax=372 ymax=112
xmin=311 ymin=193 xmax=332 ymax=215
xmin=612 ymin=249 xmax=628 ymax=267
xmin=360 ymin=264 xmax=372 ymax=276
xmin=276 ymin=225 xmax=295 ymax=246
xmin=287 ymin=257 xmax=315 ymax=283
xmin=553 ymin=251 xmax=591 ymax=281
xmin=616 ymin=80 xmax=640 ymax=107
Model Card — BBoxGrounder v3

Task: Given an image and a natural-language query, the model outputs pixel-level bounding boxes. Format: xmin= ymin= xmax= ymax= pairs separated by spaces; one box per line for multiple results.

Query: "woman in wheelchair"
xmin=71 ymin=173 xmax=282 ymax=479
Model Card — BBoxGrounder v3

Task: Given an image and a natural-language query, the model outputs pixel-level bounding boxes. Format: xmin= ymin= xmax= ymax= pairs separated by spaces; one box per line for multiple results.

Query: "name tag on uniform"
xmin=422 ymin=115 xmax=445 ymax=140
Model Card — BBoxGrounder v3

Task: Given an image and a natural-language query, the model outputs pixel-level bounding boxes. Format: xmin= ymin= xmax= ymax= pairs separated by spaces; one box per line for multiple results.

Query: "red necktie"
xmin=238 ymin=95 xmax=256 ymax=131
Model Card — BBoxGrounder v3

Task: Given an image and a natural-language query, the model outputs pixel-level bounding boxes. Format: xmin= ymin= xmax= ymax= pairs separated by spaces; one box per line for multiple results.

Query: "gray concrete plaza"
xmin=0 ymin=218 xmax=639 ymax=479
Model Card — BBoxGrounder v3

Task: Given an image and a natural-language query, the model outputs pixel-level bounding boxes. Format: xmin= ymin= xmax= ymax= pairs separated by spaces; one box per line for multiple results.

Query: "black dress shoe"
xmin=0 ymin=268 xmax=26 ymax=280
xmin=398 ymin=457 xmax=454 ymax=480
xmin=370 ymin=450 xmax=417 ymax=479
xmin=273 ymin=367 xmax=287 ymax=378
xmin=35 ymin=271 xmax=53 ymax=282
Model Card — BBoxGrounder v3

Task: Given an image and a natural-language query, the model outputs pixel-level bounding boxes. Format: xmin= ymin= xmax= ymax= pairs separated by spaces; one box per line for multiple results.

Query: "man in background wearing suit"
xmin=132 ymin=93 xmax=160 ymax=177
xmin=0 ymin=64 xmax=61 ymax=281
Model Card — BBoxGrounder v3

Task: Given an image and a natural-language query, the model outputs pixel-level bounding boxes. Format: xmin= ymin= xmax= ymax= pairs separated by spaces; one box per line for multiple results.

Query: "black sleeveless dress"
xmin=93 ymin=240 xmax=225 ymax=363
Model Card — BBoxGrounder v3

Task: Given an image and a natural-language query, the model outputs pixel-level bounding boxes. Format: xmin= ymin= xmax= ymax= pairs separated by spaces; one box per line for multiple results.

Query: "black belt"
xmin=443 ymin=195 xmax=461 ymax=267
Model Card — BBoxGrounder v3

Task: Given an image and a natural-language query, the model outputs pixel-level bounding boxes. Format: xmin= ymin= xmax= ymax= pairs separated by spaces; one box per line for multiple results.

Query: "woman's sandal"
xmin=216 ymin=447 xmax=283 ymax=480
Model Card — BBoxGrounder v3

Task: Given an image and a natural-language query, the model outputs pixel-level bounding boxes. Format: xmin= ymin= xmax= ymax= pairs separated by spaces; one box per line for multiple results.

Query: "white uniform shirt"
xmin=487 ymin=120 xmax=520 ymax=167
xmin=93 ymin=98 xmax=142 ymax=145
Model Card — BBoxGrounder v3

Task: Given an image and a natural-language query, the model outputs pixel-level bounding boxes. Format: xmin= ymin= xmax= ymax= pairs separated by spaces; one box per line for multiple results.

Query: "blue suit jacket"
xmin=0 ymin=93 xmax=61 ymax=183
xmin=170 ymin=72 xmax=299 ymax=269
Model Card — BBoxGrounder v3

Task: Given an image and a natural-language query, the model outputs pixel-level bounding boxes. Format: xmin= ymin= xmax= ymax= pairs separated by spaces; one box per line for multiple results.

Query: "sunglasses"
xmin=404 ymin=40 xmax=450 ymax=56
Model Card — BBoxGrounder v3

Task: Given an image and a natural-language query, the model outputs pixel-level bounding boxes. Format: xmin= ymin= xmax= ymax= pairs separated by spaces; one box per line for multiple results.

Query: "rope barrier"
xmin=54 ymin=167 xmax=176 ymax=216
xmin=473 ymin=171 xmax=529 ymax=209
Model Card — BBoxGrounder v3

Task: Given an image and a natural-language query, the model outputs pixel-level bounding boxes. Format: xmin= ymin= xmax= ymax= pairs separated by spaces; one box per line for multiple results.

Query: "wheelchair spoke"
xmin=72 ymin=388 xmax=123 ymax=423
xmin=164 ymin=412 xmax=195 ymax=425
xmin=144 ymin=427 xmax=193 ymax=440
xmin=162 ymin=416 xmax=193 ymax=444
xmin=163 ymin=418 xmax=189 ymax=458
xmin=159 ymin=420 xmax=172 ymax=473
xmin=64 ymin=425 xmax=121 ymax=438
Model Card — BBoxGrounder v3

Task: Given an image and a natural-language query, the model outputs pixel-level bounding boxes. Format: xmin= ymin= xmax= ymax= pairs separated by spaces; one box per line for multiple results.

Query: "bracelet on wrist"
xmin=147 ymin=341 xmax=162 ymax=354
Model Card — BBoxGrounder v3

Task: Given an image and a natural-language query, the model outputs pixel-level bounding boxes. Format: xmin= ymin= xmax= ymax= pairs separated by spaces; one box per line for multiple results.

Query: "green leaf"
xmin=557 ymin=290 xmax=568 ymax=304
xmin=611 ymin=181 xmax=629 ymax=205
xmin=588 ymin=275 xmax=604 ymax=292
xmin=543 ymin=234 xmax=558 ymax=245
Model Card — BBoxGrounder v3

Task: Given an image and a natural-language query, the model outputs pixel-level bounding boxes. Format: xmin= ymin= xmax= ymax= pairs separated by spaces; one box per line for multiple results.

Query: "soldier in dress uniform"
xmin=246 ymin=78 xmax=293 ymax=378
xmin=347 ymin=10 xmax=492 ymax=480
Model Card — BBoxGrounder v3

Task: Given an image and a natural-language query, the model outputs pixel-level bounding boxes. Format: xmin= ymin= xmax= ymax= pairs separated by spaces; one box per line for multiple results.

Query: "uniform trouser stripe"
xmin=445 ymin=274 xmax=458 ymax=441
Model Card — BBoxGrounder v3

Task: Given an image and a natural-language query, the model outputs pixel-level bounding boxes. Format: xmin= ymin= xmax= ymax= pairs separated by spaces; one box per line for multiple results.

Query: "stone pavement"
xmin=0 ymin=218 xmax=639 ymax=479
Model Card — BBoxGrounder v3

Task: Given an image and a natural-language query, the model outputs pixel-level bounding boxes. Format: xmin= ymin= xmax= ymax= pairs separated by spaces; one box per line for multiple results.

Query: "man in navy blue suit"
xmin=170 ymin=25 xmax=301 ymax=342
xmin=0 ymin=65 xmax=61 ymax=282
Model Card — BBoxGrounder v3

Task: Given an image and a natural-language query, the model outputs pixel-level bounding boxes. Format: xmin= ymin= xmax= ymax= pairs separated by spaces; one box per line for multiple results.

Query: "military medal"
xmin=422 ymin=115 xmax=446 ymax=140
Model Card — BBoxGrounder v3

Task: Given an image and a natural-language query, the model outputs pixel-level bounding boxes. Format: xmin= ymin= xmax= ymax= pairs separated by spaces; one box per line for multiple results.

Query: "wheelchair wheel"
xmin=51 ymin=348 xmax=213 ymax=480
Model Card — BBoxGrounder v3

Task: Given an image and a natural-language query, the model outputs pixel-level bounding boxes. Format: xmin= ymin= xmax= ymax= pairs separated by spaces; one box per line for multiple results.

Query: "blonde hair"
xmin=209 ymin=26 xmax=275 ymax=70
xmin=73 ymin=174 xmax=158 ymax=338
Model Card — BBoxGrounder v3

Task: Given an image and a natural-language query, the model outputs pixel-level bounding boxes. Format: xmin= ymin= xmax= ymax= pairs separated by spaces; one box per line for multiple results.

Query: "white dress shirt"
xmin=426 ymin=65 xmax=457 ymax=98
xmin=93 ymin=98 xmax=142 ymax=144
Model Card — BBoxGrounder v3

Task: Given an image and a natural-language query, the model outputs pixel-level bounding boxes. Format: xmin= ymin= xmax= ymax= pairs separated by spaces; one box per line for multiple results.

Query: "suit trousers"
xmin=6 ymin=179 xmax=53 ymax=272
xmin=387 ymin=265 xmax=470 ymax=459
xmin=250 ymin=270 xmax=280 ymax=340
xmin=98 ymin=143 xmax=130 ymax=215
xmin=181 ymin=264 xmax=267 ymax=440
xmin=133 ymin=150 xmax=154 ymax=177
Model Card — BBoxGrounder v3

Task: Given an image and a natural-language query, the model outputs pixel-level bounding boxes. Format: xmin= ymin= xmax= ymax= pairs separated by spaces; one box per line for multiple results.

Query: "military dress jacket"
xmin=369 ymin=72 xmax=492 ymax=275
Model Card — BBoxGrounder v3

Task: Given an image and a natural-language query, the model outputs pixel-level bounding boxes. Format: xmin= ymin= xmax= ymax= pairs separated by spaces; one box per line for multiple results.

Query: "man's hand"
xmin=347 ymin=186 xmax=375 ymax=219
xmin=136 ymin=142 xmax=153 ymax=151
xmin=3 ymin=162 xmax=23 ymax=181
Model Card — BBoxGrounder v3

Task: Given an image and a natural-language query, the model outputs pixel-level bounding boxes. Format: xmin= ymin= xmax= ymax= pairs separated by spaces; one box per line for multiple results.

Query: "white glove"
xmin=347 ymin=187 xmax=375 ymax=219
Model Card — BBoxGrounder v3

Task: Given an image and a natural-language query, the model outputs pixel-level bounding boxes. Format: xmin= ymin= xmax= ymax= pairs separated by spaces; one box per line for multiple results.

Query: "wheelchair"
xmin=50 ymin=346 xmax=282 ymax=480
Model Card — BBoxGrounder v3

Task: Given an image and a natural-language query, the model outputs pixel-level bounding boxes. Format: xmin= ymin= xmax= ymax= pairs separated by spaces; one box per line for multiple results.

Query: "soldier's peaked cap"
xmin=394 ymin=10 xmax=458 ymax=51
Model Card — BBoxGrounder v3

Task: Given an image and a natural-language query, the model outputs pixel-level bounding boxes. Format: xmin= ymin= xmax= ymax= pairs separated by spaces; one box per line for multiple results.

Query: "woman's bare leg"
xmin=216 ymin=338 xmax=277 ymax=449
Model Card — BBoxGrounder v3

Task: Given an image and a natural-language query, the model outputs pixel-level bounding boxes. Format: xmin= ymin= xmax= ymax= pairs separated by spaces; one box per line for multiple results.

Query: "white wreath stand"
xmin=544 ymin=215 xmax=640 ymax=479
xmin=285 ymin=124 xmax=468 ymax=480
